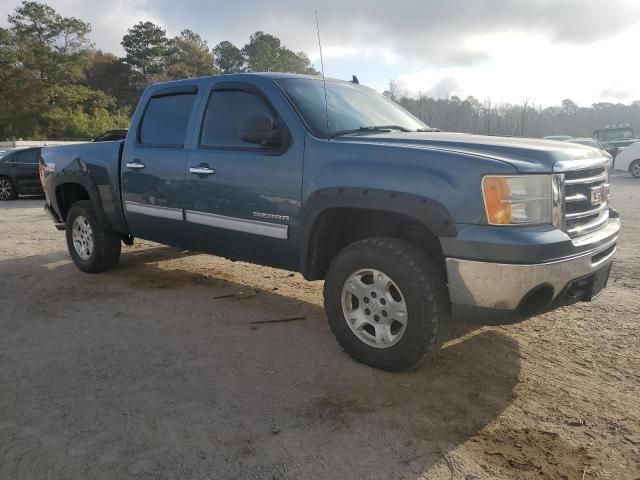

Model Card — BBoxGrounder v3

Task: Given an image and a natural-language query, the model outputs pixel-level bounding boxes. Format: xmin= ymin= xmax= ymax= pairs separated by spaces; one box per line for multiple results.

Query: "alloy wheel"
xmin=0 ymin=179 xmax=13 ymax=200
xmin=72 ymin=215 xmax=95 ymax=260
xmin=341 ymin=268 xmax=408 ymax=348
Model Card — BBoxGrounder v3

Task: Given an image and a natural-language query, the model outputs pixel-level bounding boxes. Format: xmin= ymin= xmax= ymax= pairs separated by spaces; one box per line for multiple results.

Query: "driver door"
xmin=183 ymin=82 xmax=303 ymax=269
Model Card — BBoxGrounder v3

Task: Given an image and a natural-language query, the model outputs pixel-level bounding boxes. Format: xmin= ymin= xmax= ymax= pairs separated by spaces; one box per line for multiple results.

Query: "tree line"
xmin=0 ymin=1 xmax=317 ymax=140
xmin=385 ymin=81 xmax=640 ymax=139
xmin=2 ymin=1 xmax=639 ymax=141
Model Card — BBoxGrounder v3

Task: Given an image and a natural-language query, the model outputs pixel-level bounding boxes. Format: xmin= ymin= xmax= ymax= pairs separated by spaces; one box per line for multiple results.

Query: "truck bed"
xmin=41 ymin=140 xmax=129 ymax=233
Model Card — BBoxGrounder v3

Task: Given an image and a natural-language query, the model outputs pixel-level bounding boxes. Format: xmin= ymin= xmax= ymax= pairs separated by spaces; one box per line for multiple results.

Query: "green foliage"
xmin=242 ymin=31 xmax=318 ymax=75
xmin=165 ymin=29 xmax=217 ymax=80
xmin=214 ymin=32 xmax=318 ymax=75
xmin=213 ymin=41 xmax=245 ymax=73
xmin=85 ymin=50 xmax=141 ymax=108
xmin=43 ymin=85 xmax=130 ymax=139
xmin=0 ymin=1 xmax=131 ymax=140
xmin=8 ymin=1 xmax=92 ymax=83
xmin=1 ymin=2 xmax=321 ymax=140
xmin=121 ymin=21 xmax=169 ymax=81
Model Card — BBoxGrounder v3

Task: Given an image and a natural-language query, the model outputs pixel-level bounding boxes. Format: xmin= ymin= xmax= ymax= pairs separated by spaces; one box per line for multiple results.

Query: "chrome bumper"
xmin=446 ymin=220 xmax=619 ymax=311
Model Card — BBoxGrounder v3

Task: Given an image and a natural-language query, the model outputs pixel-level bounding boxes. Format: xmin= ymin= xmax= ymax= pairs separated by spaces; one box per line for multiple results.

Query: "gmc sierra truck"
xmin=40 ymin=73 xmax=620 ymax=371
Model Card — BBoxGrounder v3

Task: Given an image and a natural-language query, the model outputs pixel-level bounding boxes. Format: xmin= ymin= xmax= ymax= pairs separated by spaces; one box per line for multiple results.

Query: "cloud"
xmin=424 ymin=77 xmax=462 ymax=99
xmin=151 ymin=0 xmax=640 ymax=69
xmin=1 ymin=0 xmax=639 ymax=104
xmin=4 ymin=0 xmax=637 ymax=66
xmin=600 ymin=83 xmax=637 ymax=101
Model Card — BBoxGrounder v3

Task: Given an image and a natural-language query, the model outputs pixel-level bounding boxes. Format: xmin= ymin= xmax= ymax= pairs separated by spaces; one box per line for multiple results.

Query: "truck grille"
xmin=563 ymin=166 xmax=609 ymax=237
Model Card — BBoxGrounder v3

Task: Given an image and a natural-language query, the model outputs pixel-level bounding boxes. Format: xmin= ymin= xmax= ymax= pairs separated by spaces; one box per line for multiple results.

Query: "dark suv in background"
xmin=0 ymin=147 xmax=43 ymax=200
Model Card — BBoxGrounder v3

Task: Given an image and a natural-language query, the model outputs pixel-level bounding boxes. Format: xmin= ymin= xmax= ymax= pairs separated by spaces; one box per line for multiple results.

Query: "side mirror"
xmin=239 ymin=116 xmax=285 ymax=148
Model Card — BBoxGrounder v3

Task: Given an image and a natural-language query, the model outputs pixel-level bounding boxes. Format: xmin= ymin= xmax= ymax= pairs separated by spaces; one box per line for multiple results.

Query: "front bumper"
xmin=446 ymin=216 xmax=620 ymax=324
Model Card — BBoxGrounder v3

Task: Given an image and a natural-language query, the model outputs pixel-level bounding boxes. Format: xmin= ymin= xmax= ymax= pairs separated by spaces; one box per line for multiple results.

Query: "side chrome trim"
xmin=125 ymin=201 xmax=183 ymax=221
xmin=185 ymin=210 xmax=288 ymax=239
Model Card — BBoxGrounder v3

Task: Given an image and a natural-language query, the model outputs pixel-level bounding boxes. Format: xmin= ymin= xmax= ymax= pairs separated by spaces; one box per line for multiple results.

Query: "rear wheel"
xmin=324 ymin=237 xmax=450 ymax=372
xmin=65 ymin=200 xmax=121 ymax=273
xmin=630 ymin=160 xmax=640 ymax=178
xmin=0 ymin=177 xmax=17 ymax=201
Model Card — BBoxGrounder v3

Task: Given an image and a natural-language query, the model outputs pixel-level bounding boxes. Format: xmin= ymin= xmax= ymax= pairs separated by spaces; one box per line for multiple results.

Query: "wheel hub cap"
xmin=0 ymin=179 xmax=11 ymax=200
xmin=72 ymin=216 xmax=94 ymax=260
xmin=341 ymin=268 xmax=408 ymax=349
xmin=633 ymin=163 xmax=640 ymax=176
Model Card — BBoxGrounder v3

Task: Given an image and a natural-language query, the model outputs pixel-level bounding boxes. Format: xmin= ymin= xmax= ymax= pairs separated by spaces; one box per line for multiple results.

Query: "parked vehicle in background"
xmin=543 ymin=135 xmax=573 ymax=141
xmin=0 ymin=148 xmax=20 ymax=159
xmin=93 ymin=129 xmax=128 ymax=142
xmin=566 ymin=138 xmax=605 ymax=149
xmin=40 ymin=73 xmax=620 ymax=371
xmin=0 ymin=147 xmax=43 ymax=200
xmin=613 ymin=142 xmax=640 ymax=177
xmin=593 ymin=125 xmax=640 ymax=157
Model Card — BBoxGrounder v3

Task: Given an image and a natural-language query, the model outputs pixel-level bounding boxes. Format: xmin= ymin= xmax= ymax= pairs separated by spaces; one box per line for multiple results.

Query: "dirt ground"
xmin=0 ymin=173 xmax=638 ymax=480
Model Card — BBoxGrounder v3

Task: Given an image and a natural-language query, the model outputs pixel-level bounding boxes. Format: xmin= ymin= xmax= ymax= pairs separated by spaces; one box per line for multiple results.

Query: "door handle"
xmin=189 ymin=166 xmax=215 ymax=175
xmin=126 ymin=161 xmax=145 ymax=170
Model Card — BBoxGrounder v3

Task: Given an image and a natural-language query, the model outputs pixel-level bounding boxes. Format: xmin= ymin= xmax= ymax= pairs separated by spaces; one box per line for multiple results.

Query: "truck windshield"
xmin=277 ymin=78 xmax=427 ymax=139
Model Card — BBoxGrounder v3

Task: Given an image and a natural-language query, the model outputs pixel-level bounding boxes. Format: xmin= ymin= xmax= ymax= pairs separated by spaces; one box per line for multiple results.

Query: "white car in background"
xmin=614 ymin=142 xmax=640 ymax=178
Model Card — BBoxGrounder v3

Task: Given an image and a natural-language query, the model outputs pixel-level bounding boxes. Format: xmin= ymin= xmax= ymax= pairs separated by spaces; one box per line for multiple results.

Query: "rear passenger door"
xmin=13 ymin=149 xmax=41 ymax=191
xmin=121 ymin=86 xmax=198 ymax=247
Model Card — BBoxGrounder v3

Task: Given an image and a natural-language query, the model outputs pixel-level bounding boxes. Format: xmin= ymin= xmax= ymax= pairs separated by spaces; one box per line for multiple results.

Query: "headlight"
xmin=482 ymin=175 xmax=561 ymax=226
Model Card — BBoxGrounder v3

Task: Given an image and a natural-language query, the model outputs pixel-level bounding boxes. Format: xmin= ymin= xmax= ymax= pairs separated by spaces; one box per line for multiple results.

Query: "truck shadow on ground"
xmin=0 ymin=246 xmax=521 ymax=479
xmin=0 ymin=197 xmax=44 ymax=209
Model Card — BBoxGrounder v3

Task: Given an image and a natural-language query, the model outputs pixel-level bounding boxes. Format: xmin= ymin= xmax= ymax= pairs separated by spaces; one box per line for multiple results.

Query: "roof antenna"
xmin=315 ymin=11 xmax=331 ymax=140
xmin=352 ymin=75 xmax=359 ymax=84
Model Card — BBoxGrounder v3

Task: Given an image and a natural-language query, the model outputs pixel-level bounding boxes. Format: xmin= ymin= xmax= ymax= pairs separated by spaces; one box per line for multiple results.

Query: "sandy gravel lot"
xmin=0 ymin=174 xmax=638 ymax=480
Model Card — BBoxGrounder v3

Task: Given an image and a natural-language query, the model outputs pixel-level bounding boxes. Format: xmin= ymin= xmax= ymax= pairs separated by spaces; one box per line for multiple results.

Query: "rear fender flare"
xmin=54 ymin=172 xmax=111 ymax=229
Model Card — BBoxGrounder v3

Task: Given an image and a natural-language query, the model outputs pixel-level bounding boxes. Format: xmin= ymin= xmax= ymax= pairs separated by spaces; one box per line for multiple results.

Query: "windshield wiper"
xmin=329 ymin=125 xmax=411 ymax=138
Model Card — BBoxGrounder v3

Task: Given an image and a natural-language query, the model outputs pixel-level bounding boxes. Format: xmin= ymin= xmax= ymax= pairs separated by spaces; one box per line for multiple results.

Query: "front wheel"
xmin=630 ymin=160 xmax=640 ymax=178
xmin=65 ymin=200 xmax=121 ymax=273
xmin=323 ymin=237 xmax=450 ymax=372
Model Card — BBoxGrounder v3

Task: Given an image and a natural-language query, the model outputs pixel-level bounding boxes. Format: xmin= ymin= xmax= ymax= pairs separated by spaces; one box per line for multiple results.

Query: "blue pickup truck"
xmin=40 ymin=73 xmax=620 ymax=371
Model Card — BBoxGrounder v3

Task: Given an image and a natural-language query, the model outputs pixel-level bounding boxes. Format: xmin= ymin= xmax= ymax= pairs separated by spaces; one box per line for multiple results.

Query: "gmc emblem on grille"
xmin=590 ymin=185 xmax=606 ymax=206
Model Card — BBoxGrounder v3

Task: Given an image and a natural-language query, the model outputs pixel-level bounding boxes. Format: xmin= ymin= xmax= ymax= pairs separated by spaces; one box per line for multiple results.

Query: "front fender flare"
xmin=299 ymin=187 xmax=457 ymax=277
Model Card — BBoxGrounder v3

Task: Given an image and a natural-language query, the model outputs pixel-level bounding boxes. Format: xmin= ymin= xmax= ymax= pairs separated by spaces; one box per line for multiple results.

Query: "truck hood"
xmin=334 ymin=131 xmax=608 ymax=173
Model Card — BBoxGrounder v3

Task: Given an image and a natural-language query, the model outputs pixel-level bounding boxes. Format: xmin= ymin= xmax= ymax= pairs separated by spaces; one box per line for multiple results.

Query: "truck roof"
xmin=145 ymin=72 xmax=346 ymax=90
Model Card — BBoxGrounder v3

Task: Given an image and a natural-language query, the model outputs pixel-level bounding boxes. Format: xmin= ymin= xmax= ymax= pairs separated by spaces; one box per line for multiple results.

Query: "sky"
xmin=2 ymin=0 xmax=640 ymax=107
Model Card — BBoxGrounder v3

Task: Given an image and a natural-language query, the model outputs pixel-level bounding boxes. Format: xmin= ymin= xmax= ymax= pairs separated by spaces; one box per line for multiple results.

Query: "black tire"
xmin=630 ymin=160 xmax=640 ymax=178
xmin=65 ymin=200 xmax=121 ymax=273
xmin=323 ymin=237 xmax=450 ymax=372
xmin=0 ymin=176 xmax=17 ymax=201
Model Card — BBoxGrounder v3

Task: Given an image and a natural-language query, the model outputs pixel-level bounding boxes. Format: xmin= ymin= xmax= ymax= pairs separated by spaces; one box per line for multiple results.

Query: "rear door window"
xmin=16 ymin=150 xmax=40 ymax=164
xmin=139 ymin=93 xmax=196 ymax=147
